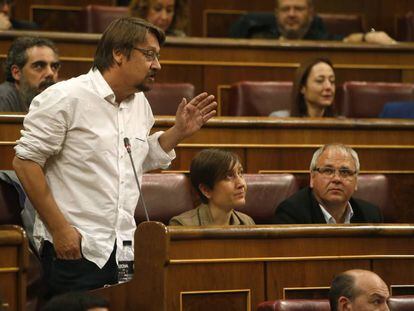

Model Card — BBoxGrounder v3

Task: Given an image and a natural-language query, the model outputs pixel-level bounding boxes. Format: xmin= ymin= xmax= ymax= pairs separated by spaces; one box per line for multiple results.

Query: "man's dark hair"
xmin=329 ymin=272 xmax=357 ymax=311
xmin=190 ymin=149 xmax=241 ymax=204
xmin=42 ymin=292 xmax=109 ymax=311
xmin=4 ymin=36 xmax=58 ymax=82
xmin=93 ymin=17 xmax=165 ymax=73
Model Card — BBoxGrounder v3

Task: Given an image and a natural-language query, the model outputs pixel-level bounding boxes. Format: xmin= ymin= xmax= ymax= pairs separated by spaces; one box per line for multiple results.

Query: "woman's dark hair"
xmin=290 ymin=57 xmax=335 ymax=117
xmin=129 ymin=0 xmax=189 ymax=35
xmin=190 ymin=149 xmax=240 ymax=204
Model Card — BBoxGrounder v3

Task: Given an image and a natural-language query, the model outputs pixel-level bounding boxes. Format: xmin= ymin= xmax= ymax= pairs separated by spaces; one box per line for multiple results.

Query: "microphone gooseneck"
xmin=123 ymin=137 xmax=150 ymax=222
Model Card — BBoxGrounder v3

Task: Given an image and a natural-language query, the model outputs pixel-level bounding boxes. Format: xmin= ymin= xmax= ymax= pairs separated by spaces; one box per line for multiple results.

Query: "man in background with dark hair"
xmin=0 ymin=36 xmax=60 ymax=112
xmin=13 ymin=17 xmax=216 ymax=297
xmin=329 ymin=269 xmax=390 ymax=311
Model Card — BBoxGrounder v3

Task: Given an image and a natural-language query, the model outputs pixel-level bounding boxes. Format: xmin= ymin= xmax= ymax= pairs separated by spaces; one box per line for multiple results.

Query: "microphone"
xmin=123 ymin=137 xmax=150 ymax=222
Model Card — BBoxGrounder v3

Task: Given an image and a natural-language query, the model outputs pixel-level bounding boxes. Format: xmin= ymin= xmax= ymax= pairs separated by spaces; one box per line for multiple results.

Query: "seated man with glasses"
xmin=272 ymin=143 xmax=383 ymax=224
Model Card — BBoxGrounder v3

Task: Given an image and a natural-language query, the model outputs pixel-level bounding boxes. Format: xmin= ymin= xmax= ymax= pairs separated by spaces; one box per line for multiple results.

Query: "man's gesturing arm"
xmin=13 ymin=157 xmax=81 ymax=259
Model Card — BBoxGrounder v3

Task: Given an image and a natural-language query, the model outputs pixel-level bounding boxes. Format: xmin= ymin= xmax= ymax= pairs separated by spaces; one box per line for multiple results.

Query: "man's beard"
xmin=19 ymin=78 xmax=55 ymax=109
xmin=278 ymin=19 xmax=312 ymax=39
xmin=136 ymin=70 xmax=157 ymax=93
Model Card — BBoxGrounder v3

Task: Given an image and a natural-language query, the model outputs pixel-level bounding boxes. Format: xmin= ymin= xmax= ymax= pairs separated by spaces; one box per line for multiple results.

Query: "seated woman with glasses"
xmin=129 ymin=0 xmax=188 ymax=36
xmin=272 ymin=143 xmax=383 ymax=224
xmin=270 ymin=57 xmax=337 ymax=117
xmin=169 ymin=149 xmax=255 ymax=226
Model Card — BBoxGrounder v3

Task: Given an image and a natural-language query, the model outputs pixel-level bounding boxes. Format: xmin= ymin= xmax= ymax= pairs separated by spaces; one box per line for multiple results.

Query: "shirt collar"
xmin=319 ymin=202 xmax=354 ymax=224
xmin=89 ymin=68 xmax=135 ymax=107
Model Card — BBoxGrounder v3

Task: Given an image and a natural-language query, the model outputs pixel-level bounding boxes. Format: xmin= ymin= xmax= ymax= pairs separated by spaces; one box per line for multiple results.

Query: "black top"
xmin=229 ymin=12 xmax=343 ymax=40
xmin=272 ymin=187 xmax=383 ymax=224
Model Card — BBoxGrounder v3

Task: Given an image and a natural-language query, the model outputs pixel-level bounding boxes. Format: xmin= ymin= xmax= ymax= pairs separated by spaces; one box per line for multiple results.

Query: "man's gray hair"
xmin=309 ymin=144 xmax=360 ymax=173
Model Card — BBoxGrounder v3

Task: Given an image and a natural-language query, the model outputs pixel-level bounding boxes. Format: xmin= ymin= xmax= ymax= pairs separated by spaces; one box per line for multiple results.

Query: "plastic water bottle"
xmin=118 ymin=240 xmax=134 ymax=283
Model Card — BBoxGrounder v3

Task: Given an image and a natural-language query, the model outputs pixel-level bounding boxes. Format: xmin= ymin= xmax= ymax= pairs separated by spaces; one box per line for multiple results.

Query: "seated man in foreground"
xmin=273 ymin=144 xmax=383 ymax=224
xmin=329 ymin=269 xmax=390 ymax=311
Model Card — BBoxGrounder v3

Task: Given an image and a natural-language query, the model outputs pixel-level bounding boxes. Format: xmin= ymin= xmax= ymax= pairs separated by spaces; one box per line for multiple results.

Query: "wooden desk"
xmin=1 ymin=32 xmax=414 ymax=114
xmin=94 ymin=222 xmax=414 ymax=311
xmin=0 ymin=225 xmax=28 ymax=311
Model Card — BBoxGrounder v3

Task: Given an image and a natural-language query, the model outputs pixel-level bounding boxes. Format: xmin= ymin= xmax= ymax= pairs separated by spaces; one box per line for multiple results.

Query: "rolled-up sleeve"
xmin=143 ymin=131 xmax=176 ymax=172
xmin=15 ymin=87 xmax=71 ymax=167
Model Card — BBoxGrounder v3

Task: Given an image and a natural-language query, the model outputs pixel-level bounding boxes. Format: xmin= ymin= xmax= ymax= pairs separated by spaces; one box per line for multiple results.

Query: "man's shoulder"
xmin=0 ymin=81 xmax=24 ymax=112
xmin=0 ymin=81 xmax=16 ymax=93
xmin=273 ymin=187 xmax=316 ymax=224
xmin=230 ymin=12 xmax=279 ymax=38
xmin=305 ymin=15 xmax=344 ymax=41
xmin=350 ymin=197 xmax=383 ymax=222
xmin=281 ymin=187 xmax=313 ymax=207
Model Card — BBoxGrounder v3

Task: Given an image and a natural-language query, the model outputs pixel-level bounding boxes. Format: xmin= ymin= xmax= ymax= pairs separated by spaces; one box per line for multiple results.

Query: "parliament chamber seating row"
xmin=126 ymin=81 xmax=414 ymax=118
xmin=228 ymin=81 xmax=414 ymax=118
xmin=0 ymin=172 xmax=398 ymax=227
xmin=257 ymin=296 xmax=414 ymax=311
xmin=20 ymin=1 xmax=414 ymax=41
xmin=138 ymin=173 xmax=395 ymax=224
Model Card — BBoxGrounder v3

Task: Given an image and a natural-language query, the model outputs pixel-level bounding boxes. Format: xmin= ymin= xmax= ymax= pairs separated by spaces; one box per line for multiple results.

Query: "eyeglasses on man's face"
xmin=133 ymin=47 xmax=160 ymax=62
xmin=313 ymin=167 xmax=357 ymax=179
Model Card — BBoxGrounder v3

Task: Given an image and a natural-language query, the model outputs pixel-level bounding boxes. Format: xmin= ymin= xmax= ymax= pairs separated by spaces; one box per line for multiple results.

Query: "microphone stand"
xmin=123 ymin=137 xmax=150 ymax=222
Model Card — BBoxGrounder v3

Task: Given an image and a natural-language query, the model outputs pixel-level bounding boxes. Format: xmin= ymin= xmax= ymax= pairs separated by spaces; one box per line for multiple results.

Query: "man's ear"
xmin=199 ymin=184 xmax=212 ymax=200
xmin=310 ymin=171 xmax=315 ymax=188
xmin=11 ymin=64 xmax=21 ymax=82
xmin=338 ymin=296 xmax=352 ymax=310
xmin=112 ymin=49 xmax=124 ymax=66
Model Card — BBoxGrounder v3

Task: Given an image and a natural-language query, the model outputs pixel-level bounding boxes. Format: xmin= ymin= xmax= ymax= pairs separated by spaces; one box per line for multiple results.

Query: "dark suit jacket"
xmin=229 ymin=12 xmax=343 ymax=40
xmin=273 ymin=187 xmax=383 ymax=224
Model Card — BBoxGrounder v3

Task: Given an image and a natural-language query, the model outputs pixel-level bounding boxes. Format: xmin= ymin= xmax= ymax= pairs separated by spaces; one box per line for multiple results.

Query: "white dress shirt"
xmin=15 ymin=69 xmax=175 ymax=268
xmin=319 ymin=202 xmax=354 ymax=224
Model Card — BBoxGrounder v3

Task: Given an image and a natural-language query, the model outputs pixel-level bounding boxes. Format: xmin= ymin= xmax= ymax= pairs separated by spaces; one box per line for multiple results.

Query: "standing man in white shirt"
xmin=12 ymin=17 xmax=217 ymax=297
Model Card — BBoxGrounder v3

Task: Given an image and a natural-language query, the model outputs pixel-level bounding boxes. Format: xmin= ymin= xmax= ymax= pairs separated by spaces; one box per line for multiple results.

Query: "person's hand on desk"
xmin=344 ymin=31 xmax=396 ymax=45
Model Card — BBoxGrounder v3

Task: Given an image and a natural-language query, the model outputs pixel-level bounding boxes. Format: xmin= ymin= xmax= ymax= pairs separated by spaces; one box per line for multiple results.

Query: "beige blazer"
xmin=169 ymin=204 xmax=255 ymax=226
